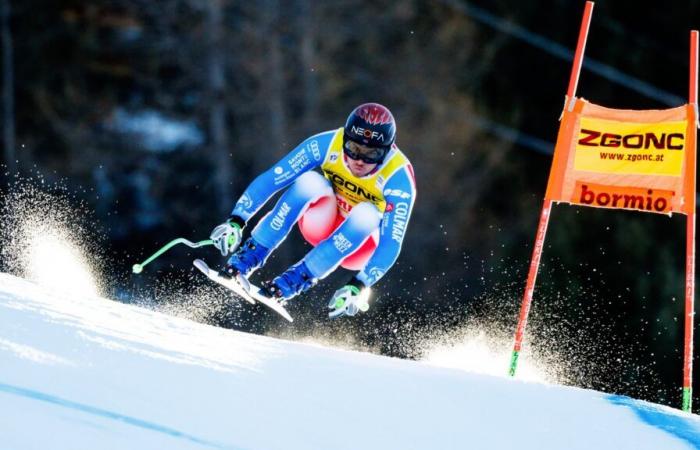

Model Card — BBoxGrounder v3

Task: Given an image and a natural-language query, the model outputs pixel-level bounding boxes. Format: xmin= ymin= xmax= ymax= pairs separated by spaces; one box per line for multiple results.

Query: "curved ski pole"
xmin=132 ymin=238 xmax=213 ymax=274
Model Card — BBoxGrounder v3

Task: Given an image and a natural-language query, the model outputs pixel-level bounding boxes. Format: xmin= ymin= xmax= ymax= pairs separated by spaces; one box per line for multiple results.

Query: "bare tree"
xmin=1 ymin=0 xmax=15 ymax=171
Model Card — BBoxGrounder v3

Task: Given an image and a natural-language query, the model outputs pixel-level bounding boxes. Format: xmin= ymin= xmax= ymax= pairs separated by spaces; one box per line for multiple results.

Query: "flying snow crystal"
xmin=24 ymin=226 xmax=99 ymax=297
xmin=421 ymin=327 xmax=559 ymax=384
xmin=1 ymin=180 xmax=103 ymax=298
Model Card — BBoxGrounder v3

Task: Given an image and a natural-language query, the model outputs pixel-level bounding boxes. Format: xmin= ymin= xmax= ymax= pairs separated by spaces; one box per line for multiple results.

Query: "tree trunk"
xmin=263 ymin=0 xmax=286 ymax=168
xmin=297 ymin=0 xmax=318 ymax=134
xmin=1 ymin=0 xmax=15 ymax=172
xmin=206 ymin=0 xmax=234 ymax=214
xmin=261 ymin=0 xmax=294 ymax=267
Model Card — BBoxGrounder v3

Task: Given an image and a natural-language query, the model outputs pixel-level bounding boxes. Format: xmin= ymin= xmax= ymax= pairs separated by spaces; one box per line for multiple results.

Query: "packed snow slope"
xmin=1 ymin=273 xmax=699 ymax=450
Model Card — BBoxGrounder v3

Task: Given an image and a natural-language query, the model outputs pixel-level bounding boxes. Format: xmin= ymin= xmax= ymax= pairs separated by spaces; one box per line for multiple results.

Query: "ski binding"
xmin=193 ymin=259 xmax=293 ymax=322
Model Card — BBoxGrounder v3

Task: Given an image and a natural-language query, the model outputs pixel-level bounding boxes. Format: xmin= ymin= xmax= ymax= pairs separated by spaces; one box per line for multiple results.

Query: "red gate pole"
xmin=509 ymin=1 xmax=595 ymax=377
xmin=682 ymin=29 xmax=698 ymax=413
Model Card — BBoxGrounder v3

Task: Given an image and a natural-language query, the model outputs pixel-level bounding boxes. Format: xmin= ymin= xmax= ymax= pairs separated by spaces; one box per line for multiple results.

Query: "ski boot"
xmin=220 ymin=237 xmax=270 ymax=279
xmin=261 ymin=261 xmax=317 ymax=303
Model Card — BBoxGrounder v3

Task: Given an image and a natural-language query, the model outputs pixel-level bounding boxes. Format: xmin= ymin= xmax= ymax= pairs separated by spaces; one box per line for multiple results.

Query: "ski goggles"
xmin=343 ymin=139 xmax=388 ymax=164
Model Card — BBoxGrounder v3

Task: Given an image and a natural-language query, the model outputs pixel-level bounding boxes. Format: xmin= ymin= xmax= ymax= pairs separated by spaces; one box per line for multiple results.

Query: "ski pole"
xmin=132 ymin=238 xmax=213 ymax=274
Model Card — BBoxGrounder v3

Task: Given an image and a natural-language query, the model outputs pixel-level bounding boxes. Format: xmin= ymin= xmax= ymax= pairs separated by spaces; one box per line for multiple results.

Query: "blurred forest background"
xmin=2 ymin=0 xmax=700 ymax=409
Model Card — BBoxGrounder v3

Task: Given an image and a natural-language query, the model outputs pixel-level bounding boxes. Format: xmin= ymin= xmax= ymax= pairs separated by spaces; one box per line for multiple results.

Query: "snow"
xmin=106 ymin=108 xmax=204 ymax=152
xmin=1 ymin=273 xmax=699 ymax=450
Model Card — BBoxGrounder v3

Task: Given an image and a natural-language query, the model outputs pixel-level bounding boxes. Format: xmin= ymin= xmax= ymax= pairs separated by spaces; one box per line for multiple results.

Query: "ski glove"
xmin=210 ymin=219 xmax=243 ymax=256
xmin=328 ymin=282 xmax=370 ymax=319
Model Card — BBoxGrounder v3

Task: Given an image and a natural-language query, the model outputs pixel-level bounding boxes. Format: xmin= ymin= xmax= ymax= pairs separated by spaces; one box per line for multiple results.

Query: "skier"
xmin=209 ymin=103 xmax=416 ymax=318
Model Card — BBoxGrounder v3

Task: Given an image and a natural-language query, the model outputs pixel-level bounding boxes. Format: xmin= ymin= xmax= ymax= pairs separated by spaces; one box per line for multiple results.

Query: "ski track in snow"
xmin=1 ymin=273 xmax=700 ymax=450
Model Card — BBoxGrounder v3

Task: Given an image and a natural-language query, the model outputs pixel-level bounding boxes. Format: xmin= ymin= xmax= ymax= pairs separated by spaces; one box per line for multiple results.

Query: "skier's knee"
xmin=347 ymin=202 xmax=381 ymax=233
xmin=292 ymin=171 xmax=333 ymax=201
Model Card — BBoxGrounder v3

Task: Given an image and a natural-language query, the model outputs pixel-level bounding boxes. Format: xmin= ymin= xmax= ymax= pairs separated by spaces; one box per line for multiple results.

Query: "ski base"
xmin=193 ymin=259 xmax=293 ymax=322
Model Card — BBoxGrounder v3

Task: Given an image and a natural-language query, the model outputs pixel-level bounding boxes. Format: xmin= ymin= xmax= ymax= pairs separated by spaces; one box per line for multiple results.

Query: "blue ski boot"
xmin=261 ymin=261 xmax=317 ymax=301
xmin=220 ymin=237 xmax=270 ymax=279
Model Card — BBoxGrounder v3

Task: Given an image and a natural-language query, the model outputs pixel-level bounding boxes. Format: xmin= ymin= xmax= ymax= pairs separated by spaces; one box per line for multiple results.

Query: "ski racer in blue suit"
xmin=209 ymin=103 xmax=416 ymax=318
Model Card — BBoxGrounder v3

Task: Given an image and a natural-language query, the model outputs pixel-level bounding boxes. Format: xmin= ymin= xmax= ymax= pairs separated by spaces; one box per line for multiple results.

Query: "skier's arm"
xmin=229 ymin=130 xmax=335 ymax=224
xmin=354 ymin=165 xmax=416 ymax=288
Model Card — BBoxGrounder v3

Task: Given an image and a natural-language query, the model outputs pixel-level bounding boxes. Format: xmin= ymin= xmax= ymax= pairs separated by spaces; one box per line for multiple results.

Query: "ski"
xmin=192 ymin=259 xmax=293 ymax=322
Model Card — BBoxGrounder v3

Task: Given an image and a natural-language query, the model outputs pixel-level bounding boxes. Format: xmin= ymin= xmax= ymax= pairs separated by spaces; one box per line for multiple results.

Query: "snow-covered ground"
xmin=1 ymin=272 xmax=699 ymax=450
